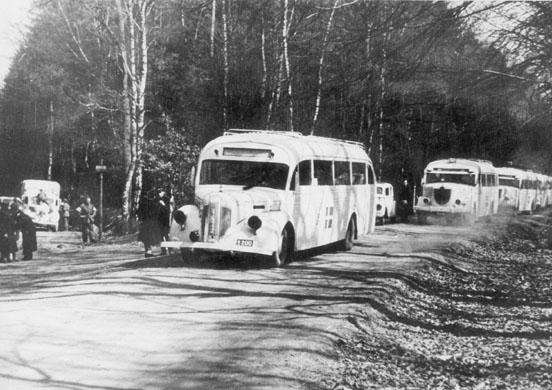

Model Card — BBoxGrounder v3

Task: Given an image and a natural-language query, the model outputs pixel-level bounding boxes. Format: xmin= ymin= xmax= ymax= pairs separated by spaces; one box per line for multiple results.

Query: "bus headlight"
xmin=189 ymin=230 xmax=200 ymax=242
xmin=376 ymin=204 xmax=382 ymax=211
xmin=423 ymin=198 xmax=429 ymax=204
xmin=247 ymin=215 xmax=262 ymax=232
xmin=173 ymin=210 xmax=187 ymax=226
xmin=455 ymin=199 xmax=461 ymax=205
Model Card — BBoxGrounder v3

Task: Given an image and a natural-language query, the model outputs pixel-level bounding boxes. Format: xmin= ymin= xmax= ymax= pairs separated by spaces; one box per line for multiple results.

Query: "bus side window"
xmin=352 ymin=163 xmax=366 ymax=185
xmin=367 ymin=165 xmax=375 ymax=184
xmin=385 ymin=188 xmax=390 ymax=196
xmin=299 ymin=160 xmax=312 ymax=186
xmin=334 ymin=161 xmax=351 ymax=185
xmin=314 ymin=160 xmax=333 ymax=186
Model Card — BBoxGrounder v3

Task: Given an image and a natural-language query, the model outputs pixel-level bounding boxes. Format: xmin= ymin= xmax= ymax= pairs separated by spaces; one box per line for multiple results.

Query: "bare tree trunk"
xmin=260 ymin=15 xmax=267 ymax=100
xmin=210 ymin=0 xmax=216 ymax=57
xmin=47 ymin=99 xmax=54 ymax=181
xmin=377 ymin=50 xmax=386 ymax=182
xmin=283 ymin=0 xmax=293 ymax=132
xmin=221 ymin=0 xmax=229 ymax=131
xmin=311 ymin=0 xmax=339 ymax=135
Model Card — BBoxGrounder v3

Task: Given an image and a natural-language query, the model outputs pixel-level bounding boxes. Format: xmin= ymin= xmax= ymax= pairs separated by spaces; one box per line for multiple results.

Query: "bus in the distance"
xmin=496 ymin=167 xmax=524 ymax=213
xmin=518 ymin=170 xmax=538 ymax=214
xmin=415 ymin=158 xmax=498 ymax=224
xmin=161 ymin=129 xmax=377 ymax=267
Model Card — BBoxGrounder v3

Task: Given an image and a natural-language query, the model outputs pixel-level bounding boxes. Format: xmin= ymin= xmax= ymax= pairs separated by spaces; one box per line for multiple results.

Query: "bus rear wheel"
xmin=273 ymin=227 xmax=293 ymax=267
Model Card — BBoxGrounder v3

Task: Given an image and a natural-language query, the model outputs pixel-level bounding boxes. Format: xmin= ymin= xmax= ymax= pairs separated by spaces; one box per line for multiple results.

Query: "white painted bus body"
xmin=415 ymin=159 xmax=499 ymax=220
xmin=162 ymin=130 xmax=377 ymax=262
xmin=535 ymin=173 xmax=548 ymax=209
xmin=496 ymin=167 xmax=524 ymax=212
xmin=376 ymin=183 xmax=396 ymax=221
xmin=518 ymin=171 xmax=537 ymax=214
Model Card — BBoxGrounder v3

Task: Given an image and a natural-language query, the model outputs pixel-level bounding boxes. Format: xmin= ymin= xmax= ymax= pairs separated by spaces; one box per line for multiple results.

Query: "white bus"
xmin=161 ymin=129 xmax=377 ymax=266
xmin=518 ymin=171 xmax=537 ymax=214
xmin=415 ymin=158 xmax=498 ymax=223
xmin=496 ymin=167 xmax=524 ymax=213
xmin=20 ymin=179 xmax=61 ymax=231
xmin=536 ymin=173 xmax=548 ymax=210
xmin=376 ymin=182 xmax=396 ymax=224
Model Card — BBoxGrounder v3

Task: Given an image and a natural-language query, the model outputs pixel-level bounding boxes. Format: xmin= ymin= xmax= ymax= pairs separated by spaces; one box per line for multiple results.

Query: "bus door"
xmin=291 ymin=160 xmax=319 ymax=250
xmin=313 ymin=160 xmax=335 ymax=246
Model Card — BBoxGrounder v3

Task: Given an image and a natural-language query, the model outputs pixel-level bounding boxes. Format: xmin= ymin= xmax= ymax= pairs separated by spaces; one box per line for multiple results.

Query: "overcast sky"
xmin=0 ymin=0 xmax=33 ymax=85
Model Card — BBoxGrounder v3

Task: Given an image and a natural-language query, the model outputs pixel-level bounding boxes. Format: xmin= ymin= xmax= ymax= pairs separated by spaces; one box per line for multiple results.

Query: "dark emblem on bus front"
xmin=434 ymin=186 xmax=451 ymax=205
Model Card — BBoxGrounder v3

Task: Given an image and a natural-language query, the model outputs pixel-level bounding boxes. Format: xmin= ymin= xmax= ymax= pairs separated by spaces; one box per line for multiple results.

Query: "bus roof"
xmin=496 ymin=167 xmax=525 ymax=179
xmin=425 ymin=158 xmax=496 ymax=174
xmin=201 ymin=129 xmax=371 ymax=164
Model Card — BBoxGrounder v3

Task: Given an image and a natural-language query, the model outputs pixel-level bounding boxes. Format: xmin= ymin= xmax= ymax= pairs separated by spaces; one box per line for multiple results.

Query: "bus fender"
xmin=168 ymin=204 xmax=201 ymax=242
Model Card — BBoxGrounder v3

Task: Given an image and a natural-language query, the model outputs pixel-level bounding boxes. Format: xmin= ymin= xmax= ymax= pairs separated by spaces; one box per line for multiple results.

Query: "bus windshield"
xmin=200 ymin=160 xmax=289 ymax=190
xmin=499 ymin=177 xmax=520 ymax=188
xmin=426 ymin=172 xmax=475 ymax=186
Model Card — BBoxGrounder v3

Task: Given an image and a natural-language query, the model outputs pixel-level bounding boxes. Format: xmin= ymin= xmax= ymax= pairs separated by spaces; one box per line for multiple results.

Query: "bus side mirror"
xmin=189 ymin=166 xmax=196 ymax=186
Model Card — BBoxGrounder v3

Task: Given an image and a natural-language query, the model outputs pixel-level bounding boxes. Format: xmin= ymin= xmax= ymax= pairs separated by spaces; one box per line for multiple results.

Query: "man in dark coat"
xmin=397 ymin=178 xmax=413 ymax=223
xmin=158 ymin=189 xmax=172 ymax=255
xmin=14 ymin=208 xmax=37 ymax=260
xmin=137 ymin=189 xmax=163 ymax=258
xmin=0 ymin=204 xmax=11 ymax=262
xmin=76 ymin=196 xmax=96 ymax=244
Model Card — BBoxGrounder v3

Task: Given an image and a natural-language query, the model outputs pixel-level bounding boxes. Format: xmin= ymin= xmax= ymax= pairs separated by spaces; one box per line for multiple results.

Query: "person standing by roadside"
xmin=398 ymin=178 xmax=413 ymax=223
xmin=158 ymin=188 xmax=172 ymax=255
xmin=14 ymin=207 xmax=37 ymax=260
xmin=0 ymin=204 xmax=14 ymax=262
xmin=7 ymin=203 xmax=20 ymax=261
xmin=59 ymin=198 xmax=71 ymax=231
xmin=137 ymin=189 xmax=163 ymax=258
xmin=76 ymin=196 xmax=96 ymax=245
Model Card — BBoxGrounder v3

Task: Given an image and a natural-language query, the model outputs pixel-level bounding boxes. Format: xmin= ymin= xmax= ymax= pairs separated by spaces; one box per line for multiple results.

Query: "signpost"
xmin=95 ymin=160 xmax=107 ymax=240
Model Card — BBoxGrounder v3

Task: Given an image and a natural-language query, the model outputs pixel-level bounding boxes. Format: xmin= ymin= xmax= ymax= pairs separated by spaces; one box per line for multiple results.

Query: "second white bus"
xmin=415 ymin=158 xmax=499 ymax=223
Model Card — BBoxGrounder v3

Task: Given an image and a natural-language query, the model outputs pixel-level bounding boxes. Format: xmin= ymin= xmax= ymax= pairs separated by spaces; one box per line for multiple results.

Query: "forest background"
xmin=1 ymin=0 xmax=552 ymax=224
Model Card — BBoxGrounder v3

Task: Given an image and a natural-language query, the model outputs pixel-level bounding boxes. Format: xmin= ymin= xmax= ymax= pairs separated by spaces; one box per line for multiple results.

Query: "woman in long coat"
xmin=137 ymin=189 xmax=163 ymax=257
xmin=15 ymin=208 xmax=37 ymax=260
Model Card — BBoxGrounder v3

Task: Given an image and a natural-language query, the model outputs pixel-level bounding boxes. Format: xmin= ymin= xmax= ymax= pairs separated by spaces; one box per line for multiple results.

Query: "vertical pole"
xmin=99 ymin=158 xmax=104 ymax=240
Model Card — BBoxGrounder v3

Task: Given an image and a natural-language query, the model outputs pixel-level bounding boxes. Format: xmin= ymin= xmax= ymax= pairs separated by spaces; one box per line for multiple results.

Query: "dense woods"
xmin=1 ymin=0 xmax=551 ymax=221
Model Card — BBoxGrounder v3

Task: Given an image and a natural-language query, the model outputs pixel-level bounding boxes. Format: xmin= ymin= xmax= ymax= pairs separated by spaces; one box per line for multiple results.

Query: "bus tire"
xmin=340 ymin=218 xmax=355 ymax=251
xmin=273 ymin=226 xmax=293 ymax=267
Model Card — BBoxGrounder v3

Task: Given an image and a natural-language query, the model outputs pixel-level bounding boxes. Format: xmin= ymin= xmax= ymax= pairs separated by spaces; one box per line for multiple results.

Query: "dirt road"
xmin=0 ymin=222 xmax=484 ymax=390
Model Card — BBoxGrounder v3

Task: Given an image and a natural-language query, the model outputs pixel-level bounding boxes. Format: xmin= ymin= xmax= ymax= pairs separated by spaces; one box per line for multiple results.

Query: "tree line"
xmin=1 ymin=0 xmax=551 ymax=225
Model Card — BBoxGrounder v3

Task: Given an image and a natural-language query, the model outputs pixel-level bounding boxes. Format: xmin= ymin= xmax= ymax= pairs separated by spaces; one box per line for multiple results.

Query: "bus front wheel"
xmin=273 ymin=227 xmax=293 ymax=267
xmin=340 ymin=219 xmax=355 ymax=251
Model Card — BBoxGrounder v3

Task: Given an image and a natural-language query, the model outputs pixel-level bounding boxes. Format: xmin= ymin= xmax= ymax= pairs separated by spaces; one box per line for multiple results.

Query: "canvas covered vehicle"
xmin=20 ymin=180 xmax=61 ymax=231
xmin=161 ymin=129 xmax=377 ymax=266
xmin=376 ymin=182 xmax=396 ymax=224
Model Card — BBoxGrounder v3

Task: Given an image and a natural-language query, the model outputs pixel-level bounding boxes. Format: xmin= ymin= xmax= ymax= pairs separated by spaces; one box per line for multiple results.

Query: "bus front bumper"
xmin=415 ymin=205 xmax=470 ymax=215
xmin=161 ymin=240 xmax=275 ymax=257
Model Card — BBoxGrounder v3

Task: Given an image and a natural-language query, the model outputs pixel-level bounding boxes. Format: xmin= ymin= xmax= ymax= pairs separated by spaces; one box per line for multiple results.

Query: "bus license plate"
xmin=236 ymin=239 xmax=253 ymax=247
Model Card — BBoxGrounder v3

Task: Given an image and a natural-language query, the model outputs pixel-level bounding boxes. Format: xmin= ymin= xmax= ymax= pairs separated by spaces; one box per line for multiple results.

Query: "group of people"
xmin=137 ymin=188 xmax=172 ymax=258
xmin=0 ymin=201 xmax=37 ymax=262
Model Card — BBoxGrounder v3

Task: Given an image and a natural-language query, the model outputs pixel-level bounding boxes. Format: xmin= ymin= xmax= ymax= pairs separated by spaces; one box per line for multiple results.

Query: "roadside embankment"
xmin=335 ymin=213 xmax=552 ymax=389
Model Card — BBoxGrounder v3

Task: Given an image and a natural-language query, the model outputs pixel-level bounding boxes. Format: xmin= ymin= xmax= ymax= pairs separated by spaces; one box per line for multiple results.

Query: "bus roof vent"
xmin=224 ymin=128 xmax=304 ymax=137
